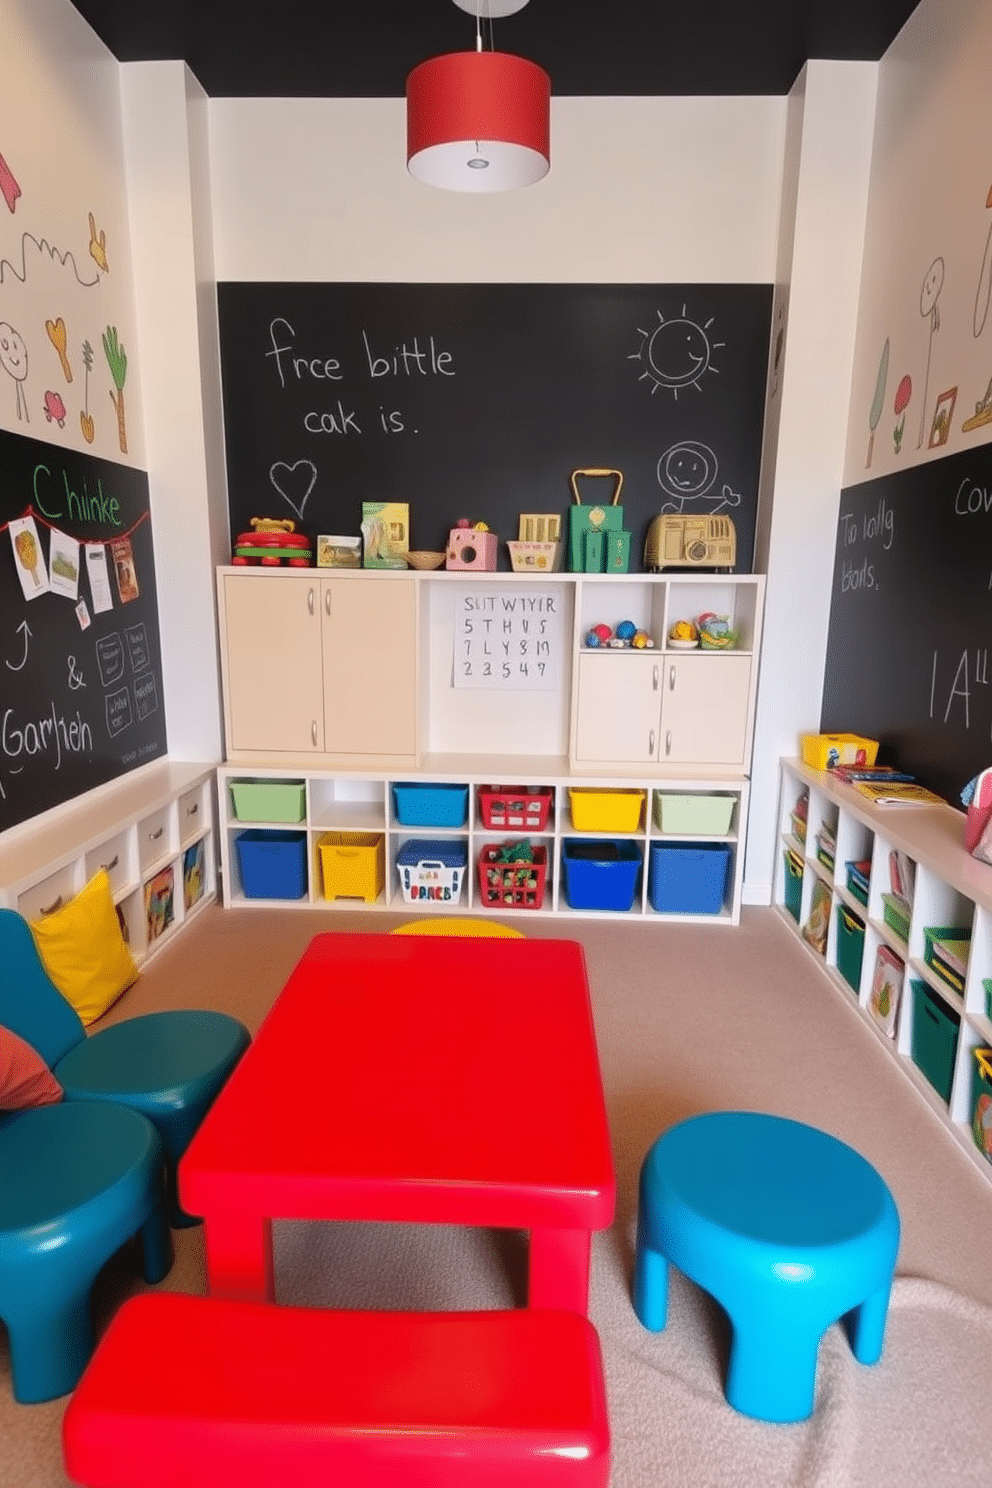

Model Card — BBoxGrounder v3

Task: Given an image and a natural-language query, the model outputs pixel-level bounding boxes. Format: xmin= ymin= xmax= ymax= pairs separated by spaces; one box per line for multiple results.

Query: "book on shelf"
xmin=851 ymin=779 xmax=946 ymax=807
xmin=832 ymin=765 xmax=916 ymax=785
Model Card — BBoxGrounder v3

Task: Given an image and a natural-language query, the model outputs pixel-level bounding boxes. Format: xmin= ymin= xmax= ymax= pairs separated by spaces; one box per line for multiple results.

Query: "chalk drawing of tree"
xmin=918 ymin=257 xmax=944 ymax=449
xmin=102 ymin=324 xmax=128 ymax=454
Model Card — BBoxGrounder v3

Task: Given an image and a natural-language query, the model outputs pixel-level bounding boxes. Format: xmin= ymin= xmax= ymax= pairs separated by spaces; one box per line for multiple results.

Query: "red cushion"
xmin=0 ymin=1025 xmax=63 ymax=1109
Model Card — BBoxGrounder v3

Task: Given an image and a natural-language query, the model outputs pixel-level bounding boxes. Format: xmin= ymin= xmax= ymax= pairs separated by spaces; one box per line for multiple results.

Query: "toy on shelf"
xmin=583 ymin=619 xmax=655 ymax=650
xmin=567 ymin=468 xmax=631 ymax=573
xmin=446 ymin=519 xmax=498 ymax=571
xmin=316 ymin=535 xmax=361 ymax=569
xmin=362 ymin=502 xmax=409 ymax=569
xmin=668 ymin=619 xmax=699 ymax=650
xmin=232 ymin=517 xmax=313 ymax=567
xmin=696 ymin=612 xmax=739 ymax=649
xmin=508 ymin=513 xmax=562 ymax=572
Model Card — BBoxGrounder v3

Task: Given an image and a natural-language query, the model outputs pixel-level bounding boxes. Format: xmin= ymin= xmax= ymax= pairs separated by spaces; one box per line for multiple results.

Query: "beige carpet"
xmin=4 ymin=903 xmax=992 ymax=1486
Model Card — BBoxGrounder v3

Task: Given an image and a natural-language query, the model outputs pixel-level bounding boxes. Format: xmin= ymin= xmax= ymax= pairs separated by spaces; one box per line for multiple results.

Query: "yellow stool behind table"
xmin=391 ymin=918 xmax=524 ymax=939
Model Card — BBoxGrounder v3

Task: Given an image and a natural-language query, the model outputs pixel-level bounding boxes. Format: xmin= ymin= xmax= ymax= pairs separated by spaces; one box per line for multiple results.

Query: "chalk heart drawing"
xmin=269 ymin=460 xmax=317 ymax=521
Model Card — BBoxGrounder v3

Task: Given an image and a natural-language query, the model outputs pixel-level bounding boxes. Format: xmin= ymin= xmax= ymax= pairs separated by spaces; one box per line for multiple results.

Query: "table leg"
xmin=528 ymin=1227 xmax=591 ymax=1313
xmin=202 ymin=1213 xmax=274 ymax=1302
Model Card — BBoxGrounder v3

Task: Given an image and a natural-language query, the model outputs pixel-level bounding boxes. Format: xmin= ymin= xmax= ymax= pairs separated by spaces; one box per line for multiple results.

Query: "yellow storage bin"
xmin=317 ymin=832 xmax=385 ymax=903
xmin=801 ymin=733 xmax=878 ymax=770
xmin=568 ymin=787 xmax=645 ymax=833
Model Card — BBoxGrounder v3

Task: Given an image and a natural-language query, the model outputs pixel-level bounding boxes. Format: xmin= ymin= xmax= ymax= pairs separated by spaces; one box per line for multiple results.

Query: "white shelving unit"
xmin=774 ymin=757 xmax=992 ymax=1184
xmin=214 ymin=568 xmax=765 ymax=926
xmin=217 ymin=765 xmax=749 ymax=924
xmin=0 ymin=762 xmax=217 ymax=966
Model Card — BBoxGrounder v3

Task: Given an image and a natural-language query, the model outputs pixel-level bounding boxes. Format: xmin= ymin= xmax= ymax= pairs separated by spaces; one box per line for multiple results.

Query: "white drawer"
xmin=84 ymin=829 xmax=135 ymax=897
xmin=137 ymin=805 xmax=176 ymax=871
xmin=178 ymin=784 xmax=209 ymax=844
xmin=17 ymin=863 xmax=82 ymax=921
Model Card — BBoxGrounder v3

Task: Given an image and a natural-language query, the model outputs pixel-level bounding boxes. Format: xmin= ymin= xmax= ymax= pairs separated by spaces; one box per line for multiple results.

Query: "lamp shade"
xmin=406 ymin=50 xmax=550 ymax=192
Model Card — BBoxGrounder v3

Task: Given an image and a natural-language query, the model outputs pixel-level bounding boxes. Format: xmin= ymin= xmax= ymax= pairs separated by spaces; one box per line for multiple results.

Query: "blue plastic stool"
xmin=0 ymin=1101 xmax=172 ymax=1403
xmin=632 ymin=1112 xmax=900 ymax=1423
xmin=55 ymin=1010 xmax=251 ymax=1226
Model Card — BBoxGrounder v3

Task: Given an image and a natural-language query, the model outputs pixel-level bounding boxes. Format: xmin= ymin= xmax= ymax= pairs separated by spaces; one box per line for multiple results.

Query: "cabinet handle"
xmin=39 ymin=896 xmax=64 ymax=915
xmin=311 ymin=720 xmax=317 ymax=746
xmin=325 ymin=589 xmax=332 ymax=617
xmin=652 ymin=665 xmax=659 ymax=691
xmin=101 ymin=854 xmax=119 ymax=873
xmin=307 ymin=587 xmax=315 ymax=615
xmin=149 ymin=827 xmax=163 ymax=842
xmin=649 ymin=729 xmax=656 ymax=755
xmin=669 ymin=664 xmax=676 ymax=691
xmin=665 ymin=730 xmax=672 ymax=756
xmin=184 ymin=802 xmax=199 ymax=818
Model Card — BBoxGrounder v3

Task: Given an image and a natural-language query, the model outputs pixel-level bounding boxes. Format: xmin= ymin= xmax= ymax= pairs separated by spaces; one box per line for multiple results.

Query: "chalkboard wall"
xmin=821 ymin=442 xmax=992 ymax=802
xmin=0 ymin=427 xmax=167 ymax=832
xmin=218 ymin=282 xmax=772 ymax=571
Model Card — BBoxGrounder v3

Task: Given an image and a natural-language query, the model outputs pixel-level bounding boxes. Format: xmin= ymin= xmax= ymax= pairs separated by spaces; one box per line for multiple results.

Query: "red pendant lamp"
xmin=407 ymin=0 xmax=551 ymax=193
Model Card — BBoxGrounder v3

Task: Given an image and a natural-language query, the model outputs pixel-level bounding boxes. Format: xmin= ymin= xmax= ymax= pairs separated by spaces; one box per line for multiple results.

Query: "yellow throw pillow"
xmin=31 ymin=869 xmax=139 ymax=1025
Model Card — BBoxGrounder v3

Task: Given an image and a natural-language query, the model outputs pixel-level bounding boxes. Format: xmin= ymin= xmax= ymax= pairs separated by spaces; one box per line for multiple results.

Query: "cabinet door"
xmin=573 ymin=652 xmax=662 ymax=763
xmin=321 ymin=578 xmax=417 ymax=757
xmin=222 ymin=575 xmax=324 ymax=753
xmin=659 ymin=653 xmax=751 ymax=765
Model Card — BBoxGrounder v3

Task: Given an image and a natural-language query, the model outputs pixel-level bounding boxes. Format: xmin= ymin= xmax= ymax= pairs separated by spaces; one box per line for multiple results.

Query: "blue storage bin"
xmin=649 ymin=841 xmax=731 ymax=914
xmin=392 ymin=783 xmax=468 ymax=827
xmin=235 ymin=829 xmax=308 ymax=900
xmin=561 ymin=838 xmax=642 ymax=911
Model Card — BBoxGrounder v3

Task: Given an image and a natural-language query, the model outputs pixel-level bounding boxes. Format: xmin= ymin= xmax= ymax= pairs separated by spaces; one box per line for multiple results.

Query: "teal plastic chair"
xmin=0 ymin=908 xmax=250 ymax=1226
xmin=0 ymin=1101 xmax=171 ymax=1402
xmin=632 ymin=1111 xmax=900 ymax=1423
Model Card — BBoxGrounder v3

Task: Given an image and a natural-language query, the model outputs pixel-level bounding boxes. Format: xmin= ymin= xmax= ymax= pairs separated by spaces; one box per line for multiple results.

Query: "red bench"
xmin=63 ymin=1293 xmax=611 ymax=1487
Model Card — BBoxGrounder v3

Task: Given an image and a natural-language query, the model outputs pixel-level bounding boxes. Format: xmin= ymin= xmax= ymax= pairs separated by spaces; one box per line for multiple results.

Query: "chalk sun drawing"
xmin=630 ymin=305 xmax=724 ymax=398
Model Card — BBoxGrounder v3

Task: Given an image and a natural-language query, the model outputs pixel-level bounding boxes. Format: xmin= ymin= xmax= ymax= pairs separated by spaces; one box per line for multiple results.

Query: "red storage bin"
xmin=477 ymin=844 xmax=548 ymax=909
xmin=478 ymin=787 xmax=553 ymax=832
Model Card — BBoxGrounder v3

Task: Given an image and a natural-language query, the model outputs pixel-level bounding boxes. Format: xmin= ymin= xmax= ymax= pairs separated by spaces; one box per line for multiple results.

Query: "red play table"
xmin=179 ymin=933 xmax=616 ymax=1314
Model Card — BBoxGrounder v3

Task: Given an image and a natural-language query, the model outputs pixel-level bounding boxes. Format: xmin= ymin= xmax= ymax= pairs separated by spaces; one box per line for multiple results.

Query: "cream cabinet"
xmin=215 ymin=568 xmax=764 ymax=928
xmin=573 ymin=650 xmax=751 ymax=766
xmin=569 ymin=576 xmax=761 ymax=769
xmin=218 ymin=570 xmax=418 ymax=766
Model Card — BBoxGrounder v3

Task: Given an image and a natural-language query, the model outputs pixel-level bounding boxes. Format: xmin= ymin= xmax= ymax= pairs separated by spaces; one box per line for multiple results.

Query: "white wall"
xmin=208 ymin=96 xmax=786 ymax=284
xmin=746 ymin=61 xmax=879 ymax=902
xmin=119 ymin=62 xmax=228 ymax=762
xmin=844 ymin=0 xmax=992 ymax=488
xmin=0 ymin=0 xmax=144 ymax=463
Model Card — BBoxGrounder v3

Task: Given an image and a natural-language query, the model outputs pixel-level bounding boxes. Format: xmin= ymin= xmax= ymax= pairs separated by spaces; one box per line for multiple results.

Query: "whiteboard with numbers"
xmin=453 ymin=588 xmax=563 ymax=691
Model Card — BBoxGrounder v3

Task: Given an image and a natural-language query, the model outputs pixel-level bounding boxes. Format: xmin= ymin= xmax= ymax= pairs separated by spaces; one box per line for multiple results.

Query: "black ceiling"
xmin=68 ymin=1 xmax=920 ymax=98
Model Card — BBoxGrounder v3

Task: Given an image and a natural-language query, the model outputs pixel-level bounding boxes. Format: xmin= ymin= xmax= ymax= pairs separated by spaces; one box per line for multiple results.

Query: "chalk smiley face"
xmin=657 ymin=440 xmax=718 ymax=501
xmin=0 ymin=322 xmax=28 ymax=382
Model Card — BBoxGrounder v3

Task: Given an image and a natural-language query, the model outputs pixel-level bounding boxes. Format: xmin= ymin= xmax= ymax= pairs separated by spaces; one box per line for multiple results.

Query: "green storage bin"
xmin=783 ymin=848 xmax=803 ymax=923
xmin=922 ymin=926 xmax=971 ymax=996
xmin=229 ymin=779 xmax=306 ymax=823
xmin=836 ymin=904 xmax=866 ymax=994
xmin=910 ymin=979 xmax=960 ymax=1104
xmin=881 ymin=893 xmax=910 ymax=942
xmin=653 ymin=792 xmax=735 ymax=835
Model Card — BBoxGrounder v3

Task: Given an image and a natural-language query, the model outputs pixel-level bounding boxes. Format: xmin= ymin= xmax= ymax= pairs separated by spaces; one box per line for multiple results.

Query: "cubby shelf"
xmin=0 ymin=762 xmax=217 ymax=966
xmin=775 ymin=757 xmax=992 ymax=1186
xmin=217 ymin=766 xmax=750 ymax=925
xmin=214 ymin=568 xmax=764 ymax=928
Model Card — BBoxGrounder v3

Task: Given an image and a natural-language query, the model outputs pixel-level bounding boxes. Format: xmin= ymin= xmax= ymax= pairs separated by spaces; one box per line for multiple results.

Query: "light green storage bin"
xmin=229 ymin=779 xmax=306 ymax=824
xmin=653 ymin=792 xmax=735 ymax=835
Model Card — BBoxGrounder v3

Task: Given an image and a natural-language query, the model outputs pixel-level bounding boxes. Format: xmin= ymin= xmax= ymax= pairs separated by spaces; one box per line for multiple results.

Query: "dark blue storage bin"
xmin=392 ymin=783 xmax=468 ymax=827
xmin=649 ymin=841 xmax=731 ymax=914
xmin=561 ymin=838 xmax=642 ymax=911
xmin=235 ymin=830 xmax=308 ymax=900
